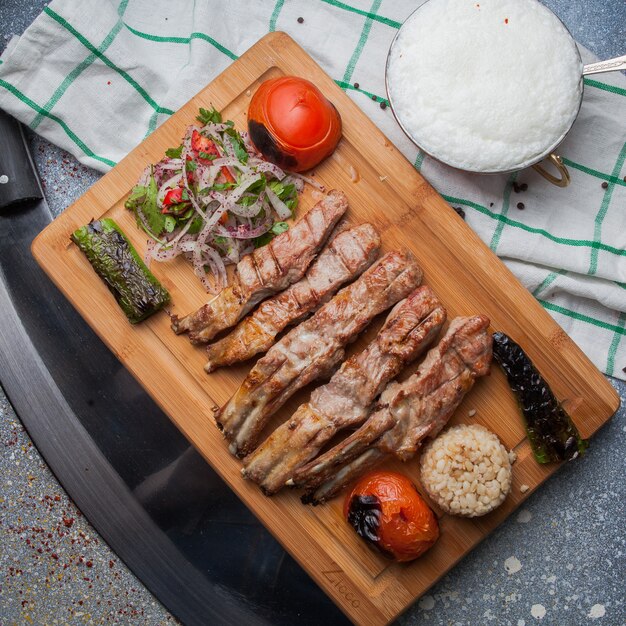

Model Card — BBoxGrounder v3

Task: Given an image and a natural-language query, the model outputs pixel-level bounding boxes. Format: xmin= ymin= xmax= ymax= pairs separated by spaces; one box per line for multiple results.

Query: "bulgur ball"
xmin=420 ymin=424 xmax=512 ymax=517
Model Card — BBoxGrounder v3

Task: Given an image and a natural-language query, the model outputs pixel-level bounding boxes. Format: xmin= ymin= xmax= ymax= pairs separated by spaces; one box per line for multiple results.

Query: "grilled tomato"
xmin=247 ymin=76 xmax=342 ymax=172
xmin=344 ymin=471 xmax=439 ymax=562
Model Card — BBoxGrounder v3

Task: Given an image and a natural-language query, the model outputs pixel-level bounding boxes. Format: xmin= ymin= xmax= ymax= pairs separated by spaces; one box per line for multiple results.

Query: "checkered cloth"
xmin=1 ymin=0 xmax=625 ymax=379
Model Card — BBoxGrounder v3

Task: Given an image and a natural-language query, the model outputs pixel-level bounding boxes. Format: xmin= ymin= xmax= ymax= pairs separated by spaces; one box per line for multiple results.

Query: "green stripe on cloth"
xmin=589 ymin=141 xmax=626 ymax=275
xmin=532 ymin=269 xmax=567 ymax=297
xmin=144 ymin=108 xmax=162 ymax=139
xmin=606 ymin=312 xmax=626 ymax=376
xmin=342 ymin=0 xmax=382 ymax=85
xmin=489 ymin=172 xmax=517 ymax=252
xmin=320 ymin=0 xmax=401 ymax=29
xmin=584 ymin=77 xmax=626 ymax=98
xmin=123 ymin=23 xmax=238 ymax=60
xmin=562 ymin=157 xmax=626 ymax=188
xmin=538 ymin=298 xmax=626 ymax=336
xmin=414 ymin=150 xmax=425 ymax=172
xmin=0 ymin=78 xmax=116 ymax=167
xmin=32 ymin=0 xmax=130 ymax=130
xmin=443 ymin=194 xmax=626 ymax=257
xmin=334 ymin=79 xmax=388 ymax=105
xmin=269 ymin=0 xmax=285 ymax=31
xmin=43 ymin=7 xmax=174 ymax=116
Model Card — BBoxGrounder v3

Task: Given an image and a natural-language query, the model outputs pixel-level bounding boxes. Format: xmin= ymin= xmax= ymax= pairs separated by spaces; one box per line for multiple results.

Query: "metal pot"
xmin=385 ymin=1 xmax=626 ymax=187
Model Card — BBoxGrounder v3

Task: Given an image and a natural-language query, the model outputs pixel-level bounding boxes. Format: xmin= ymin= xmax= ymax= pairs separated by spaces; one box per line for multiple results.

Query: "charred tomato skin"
xmin=247 ymin=76 xmax=342 ymax=172
xmin=344 ymin=471 xmax=439 ymax=562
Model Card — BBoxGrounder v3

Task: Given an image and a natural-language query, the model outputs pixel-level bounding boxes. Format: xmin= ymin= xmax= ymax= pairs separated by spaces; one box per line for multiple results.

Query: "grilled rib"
xmin=292 ymin=315 xmax=492 ymax=504
xmin=204 ymin=223 xmax=381 ymax=372
xmin=171 ymin=190 xmax=348 ymax=343
xmin=242 ymin=286 xmax=446 ymax=494
xmin=215 ymin=250 xmax=424 ymax=458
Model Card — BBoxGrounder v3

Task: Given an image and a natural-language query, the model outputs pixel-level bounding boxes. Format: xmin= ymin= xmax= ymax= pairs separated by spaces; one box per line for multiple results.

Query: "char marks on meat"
xmin=242 ymin=286 xmax=446 ymax=494
xmin=215 ymin=250 xmax=424 ymax=458
xmin=171 ymin=190 xmax=348 ymax=343
xmin=292 ymin=315 xmax=492 ymax=504
xmin=204 ymin=223 xmax=381 ymax=372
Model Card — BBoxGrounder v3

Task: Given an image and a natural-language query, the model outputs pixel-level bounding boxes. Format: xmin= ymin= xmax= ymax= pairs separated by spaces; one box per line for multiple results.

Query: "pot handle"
xmin=583 ymin=54 xmax=626 ymax=76
xmin=532 ymin=153 xmax=570 ymax=188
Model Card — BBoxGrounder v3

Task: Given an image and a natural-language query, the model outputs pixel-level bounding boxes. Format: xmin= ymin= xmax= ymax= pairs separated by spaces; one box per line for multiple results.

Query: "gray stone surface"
xmin=1 ymin=1 xmax=625 ymax=625
xmin=0 ymin=391 xmax=177 ymax=625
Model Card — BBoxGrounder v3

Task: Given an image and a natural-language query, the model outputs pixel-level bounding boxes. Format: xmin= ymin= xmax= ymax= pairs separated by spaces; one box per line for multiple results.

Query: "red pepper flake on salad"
xmin=125 ymin=106 xmax=318 ymax=293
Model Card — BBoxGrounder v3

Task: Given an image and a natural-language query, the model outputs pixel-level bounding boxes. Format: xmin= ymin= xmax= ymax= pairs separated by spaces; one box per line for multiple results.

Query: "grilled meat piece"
xmin=171 ymin=190 xmax=348 ymax=343
xmin=293 ymin=315 xmax=492 ymax=504
xmin=242 ymin=286 xmax=446 ymax=494
xmin=215 ymin=251 xmax=424 ymax=458
xmin=204 ymin=223 xmax=381 ymax=372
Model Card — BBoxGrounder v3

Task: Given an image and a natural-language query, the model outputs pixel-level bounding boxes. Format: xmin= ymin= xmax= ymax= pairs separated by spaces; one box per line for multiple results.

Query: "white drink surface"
xmin=387 ymin=0 xmax=582 ymax=172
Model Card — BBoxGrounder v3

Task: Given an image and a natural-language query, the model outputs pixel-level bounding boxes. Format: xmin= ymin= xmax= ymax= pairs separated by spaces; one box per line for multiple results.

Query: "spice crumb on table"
xmin=0 ymin=388 xmax=179 ymax=624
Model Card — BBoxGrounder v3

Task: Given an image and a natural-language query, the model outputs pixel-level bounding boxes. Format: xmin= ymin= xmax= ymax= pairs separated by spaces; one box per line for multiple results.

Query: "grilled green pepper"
xmin=492 ymin=332 xmax=588 ymax=463
xmin=71 ymin=218 xmax=170 ymax=324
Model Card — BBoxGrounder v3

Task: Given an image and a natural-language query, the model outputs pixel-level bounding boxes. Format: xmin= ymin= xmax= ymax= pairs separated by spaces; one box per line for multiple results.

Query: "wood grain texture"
xmin=31 ymin=33 xmax=619 ymax=626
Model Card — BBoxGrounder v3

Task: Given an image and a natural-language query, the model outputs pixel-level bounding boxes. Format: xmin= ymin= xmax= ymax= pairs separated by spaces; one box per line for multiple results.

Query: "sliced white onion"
xmin=196 ymin=203 xmax=228 ymax=246
xmin=220 ymin=133 xmax=237 ymax=159
xmin=282 ymin=174 xmax=305 ymax=194
xmin=165 ymin=215 xmax=196 ymax=248
xmin=197 ymin=164 xmax=220 ymax=194
xmin=144 ymin=239 xmax=157 ymax=266
xmin=158 ymin=159 xmax=183 ymax=170
xmin=188 ymin=242 xmax=227 ymax=293
xmin=180 ymin=144 xmax=207 ymax=221
xmin=200 ymin=122 xmax=232 ymax=134
xmin=228 ymin=173 xmax=263 ymax=203
xmin=207 ymin=191 xmax=236 ymax=213
xmin=215 ymin=214 xmax=273 ymax=239
xmin=265 ymin=185 xmax=292 ymax=219
xmin=151 ymin=243 xmax=183 ymax=262
xmin=253 ymin=159 xmax=285 ymax=179
xmin=289 ymin=171 xmax=326 ymax=191
xmin=202 ymin=246 xmax=228 ymax=292
xmin=242 ymin=132 xmax=258 ymax=154
xmin=136 ymin=165 xmax=151 ymax=187
xmin=229 ymin=193 xmax=265 ymax=218
xmin=210 ymin=157 xmax=248 ymax=170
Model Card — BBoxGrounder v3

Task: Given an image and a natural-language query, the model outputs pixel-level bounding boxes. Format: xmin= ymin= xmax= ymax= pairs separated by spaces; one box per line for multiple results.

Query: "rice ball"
xmin=420 ymin=424 xmax=512 ymax=517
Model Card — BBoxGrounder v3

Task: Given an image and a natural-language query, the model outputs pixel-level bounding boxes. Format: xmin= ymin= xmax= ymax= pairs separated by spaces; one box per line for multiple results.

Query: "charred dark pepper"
xmin=492 ymin=332 xmax=588 ymax=463
xmin=71 ymin=218 xmax=170 ymax=324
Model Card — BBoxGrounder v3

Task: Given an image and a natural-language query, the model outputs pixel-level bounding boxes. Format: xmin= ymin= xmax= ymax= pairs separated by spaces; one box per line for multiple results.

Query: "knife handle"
xmin=0 ymin=108 xmax=43 ymax=211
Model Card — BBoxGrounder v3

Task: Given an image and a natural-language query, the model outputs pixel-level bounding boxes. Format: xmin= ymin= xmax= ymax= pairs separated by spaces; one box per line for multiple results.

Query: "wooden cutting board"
xmin=32 ymin=32 xmax=619 ymax=626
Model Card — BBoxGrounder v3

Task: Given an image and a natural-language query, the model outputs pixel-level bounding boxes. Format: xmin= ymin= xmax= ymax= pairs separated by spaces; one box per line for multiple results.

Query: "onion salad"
xmin=125 ymin=107 xmax=318 ymax=293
